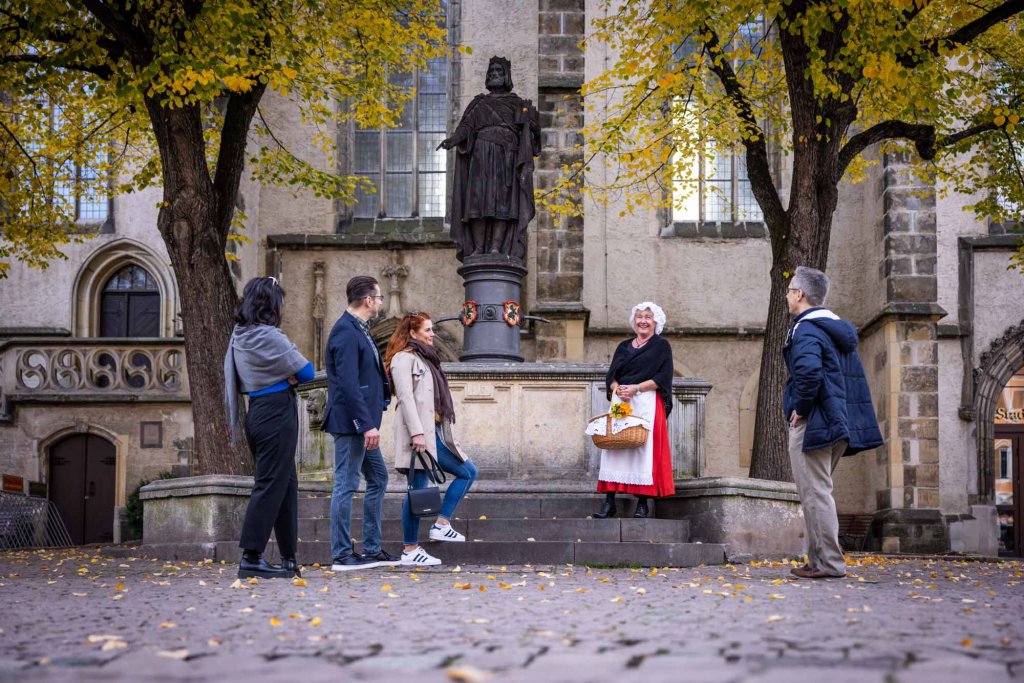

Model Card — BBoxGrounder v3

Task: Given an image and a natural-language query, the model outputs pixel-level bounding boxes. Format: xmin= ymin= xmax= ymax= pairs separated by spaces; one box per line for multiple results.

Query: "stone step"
xmin=296 ymin=517 xmax=689 ymax=544
xmin=142 ymin=539 xmax=726 ymax=568
xmin=297 ymin=493 xmax=651 ymax=520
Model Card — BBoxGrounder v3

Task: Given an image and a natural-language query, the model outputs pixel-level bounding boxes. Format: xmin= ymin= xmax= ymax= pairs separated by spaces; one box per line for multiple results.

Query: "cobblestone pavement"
xmin=0 ymin=549 xmax=1022 ymax=682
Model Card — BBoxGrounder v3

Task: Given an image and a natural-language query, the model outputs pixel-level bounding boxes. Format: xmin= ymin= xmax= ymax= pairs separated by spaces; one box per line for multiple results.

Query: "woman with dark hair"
xmin=385 ymin=312 xmax=477 ymax=566
xmin=224 ymin=276 xmax=315 ymax=579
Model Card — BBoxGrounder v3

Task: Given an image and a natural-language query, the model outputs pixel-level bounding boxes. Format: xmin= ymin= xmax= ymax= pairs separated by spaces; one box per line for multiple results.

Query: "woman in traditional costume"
xmin=593 ymin=302 xmax=676 ymax=519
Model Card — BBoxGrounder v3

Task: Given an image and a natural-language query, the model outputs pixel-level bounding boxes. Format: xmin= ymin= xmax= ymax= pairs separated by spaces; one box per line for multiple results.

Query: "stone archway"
xmin=974 ymin=320 xmax=1024 ymax=503
xmin=71 ymin=238 xmax=179 ymax=338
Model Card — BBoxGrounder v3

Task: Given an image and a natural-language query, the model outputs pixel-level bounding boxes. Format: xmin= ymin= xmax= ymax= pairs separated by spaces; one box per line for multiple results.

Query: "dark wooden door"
xmin=49 ymin=435 xmax=116 ymax=545
xmin=100 ymin=264 xmax=160 ymax=338
xmin=995 ymin=428 xmax=1023 ymax=557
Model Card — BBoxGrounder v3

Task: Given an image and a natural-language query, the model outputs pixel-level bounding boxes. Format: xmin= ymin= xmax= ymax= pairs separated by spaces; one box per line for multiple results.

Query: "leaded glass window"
xmin=353 ymin=54 xmax=449 ymax=219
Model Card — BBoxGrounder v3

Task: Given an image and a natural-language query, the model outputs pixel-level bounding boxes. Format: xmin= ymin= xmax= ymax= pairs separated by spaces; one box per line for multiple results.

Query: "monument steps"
xmin=270 ymin=492 xmax=722 ymax=568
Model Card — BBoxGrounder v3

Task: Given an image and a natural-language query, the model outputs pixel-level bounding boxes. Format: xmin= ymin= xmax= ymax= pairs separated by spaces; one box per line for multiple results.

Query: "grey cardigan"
xmin=223 ymin=324 xmax=308 ymax=443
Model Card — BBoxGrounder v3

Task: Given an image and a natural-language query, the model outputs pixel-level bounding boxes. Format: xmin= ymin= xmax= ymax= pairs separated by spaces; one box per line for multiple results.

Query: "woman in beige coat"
xmin=385 ymin=312 xmax=477 ymax=566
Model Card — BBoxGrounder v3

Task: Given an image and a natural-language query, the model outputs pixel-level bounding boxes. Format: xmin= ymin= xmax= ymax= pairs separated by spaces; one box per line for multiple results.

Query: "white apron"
xmin=592 ymin=390 xmax=656 ymax=485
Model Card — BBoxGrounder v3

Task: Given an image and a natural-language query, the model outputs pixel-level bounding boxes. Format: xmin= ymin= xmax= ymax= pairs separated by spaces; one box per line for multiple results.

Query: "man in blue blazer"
xmin=324 ymin=275 xmax=398 ymax=570
xmin=783 ymin=266 xmax=883 ymax=580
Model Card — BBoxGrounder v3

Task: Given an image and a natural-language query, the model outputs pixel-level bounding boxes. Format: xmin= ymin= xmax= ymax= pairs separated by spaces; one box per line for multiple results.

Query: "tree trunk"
xmin=748 ymin=262 xmax=793 ymax=481
xmin=147 ymin=100 xmax=251 ymax=475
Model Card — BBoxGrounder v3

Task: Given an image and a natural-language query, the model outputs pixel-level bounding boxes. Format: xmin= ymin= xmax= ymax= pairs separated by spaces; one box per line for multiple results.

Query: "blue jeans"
xmin=330 ymin=434 xmax=389 ymax=560
xmin=402 ymin=434 xmax=478 ymax=545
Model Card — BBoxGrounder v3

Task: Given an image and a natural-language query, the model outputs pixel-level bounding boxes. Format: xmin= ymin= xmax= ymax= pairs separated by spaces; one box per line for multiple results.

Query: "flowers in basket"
xmin=610 ymin=401 xmax=634 ymax=419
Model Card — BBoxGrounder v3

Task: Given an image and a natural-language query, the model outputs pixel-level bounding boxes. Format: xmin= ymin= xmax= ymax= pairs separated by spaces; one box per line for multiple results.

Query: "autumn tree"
xmin=0 ymin=0 xmax=445 ymax=474
xmin=564 ymin=0 xmax=1024 ymax=480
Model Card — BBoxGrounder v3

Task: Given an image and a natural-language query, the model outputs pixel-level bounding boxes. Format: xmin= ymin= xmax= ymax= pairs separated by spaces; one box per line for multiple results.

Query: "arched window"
xmin=100 ymin=265 xmax=160 ymax=337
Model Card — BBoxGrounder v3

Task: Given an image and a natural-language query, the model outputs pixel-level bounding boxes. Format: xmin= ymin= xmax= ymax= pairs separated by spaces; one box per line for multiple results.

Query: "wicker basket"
xmin=588 ymin=413 xmax=649 ymax=450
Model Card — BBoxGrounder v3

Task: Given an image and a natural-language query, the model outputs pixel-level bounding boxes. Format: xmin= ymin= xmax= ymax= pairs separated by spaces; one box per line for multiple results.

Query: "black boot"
xmin=593 ymin=494 xmax=617 ymax=519
xmin=238 ymin=552 xmax=291 ymax=579
xmin=633 ymin=497 xmax=650 ymax=519
xmin=280 ymin=556 xmax=301 ymax=578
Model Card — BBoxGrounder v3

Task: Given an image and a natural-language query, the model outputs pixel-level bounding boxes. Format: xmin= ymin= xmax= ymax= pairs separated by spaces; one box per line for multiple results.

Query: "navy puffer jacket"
xmin=783 ymin=309 xmax=884 ymax=455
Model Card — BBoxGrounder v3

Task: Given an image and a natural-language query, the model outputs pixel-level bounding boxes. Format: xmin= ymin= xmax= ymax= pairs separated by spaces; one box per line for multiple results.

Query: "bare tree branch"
xmin=838 ymin=120 xmax=936 ymax=177
xmin=701 ymin=22 xmax=785 ymax=228
xmin=899 ymin=0 xmax=1024 ymax=67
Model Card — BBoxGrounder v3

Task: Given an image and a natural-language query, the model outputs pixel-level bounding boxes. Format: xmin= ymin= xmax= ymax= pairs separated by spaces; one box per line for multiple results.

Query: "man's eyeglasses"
xmin=367 ymin=294 xmax=385 ymax=301
xmin=786 ymin=287 xmax=801 ymax=294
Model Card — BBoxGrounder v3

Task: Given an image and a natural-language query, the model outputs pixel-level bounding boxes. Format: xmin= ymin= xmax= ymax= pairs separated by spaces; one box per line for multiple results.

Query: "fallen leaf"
xmin=478 ymin=516 xmax=487 ymax=520
xmin=114 ymin=582 xmax=124 ymax=592
xmin=309 ymin=617 xmax=322 ymax=627
xmin=765 ymin=615 xmax=785 ymax=624
xmin=159 ymin=621 xmax=176 ymax=629
xmin=72 ymin=592 xmax=87 ymax=597
xmin=635 ymin=588 xmax=647 ymax=596
xmin=229 ymin=579 xmax=245 ymax=589
xmin=452 ymin=565 xmax=462 ymax=573
xmin=381 ymin=584 xmax=393 ymax=591
xmin=101 ymin=640 xmax=127 ymax=651
xmin=478 ymin=585 xmax=487 ymax=592
xmin=446 ymin=664 xmax=493 ymax=682
xmin=207 ymin=638 xmax=222 ymax=647
xmin=293 ymin=578 xmax=308 ymax=587
xmin=269 ymin=617 xmax=283 ymax=627
xmin=961 ymin=639 xmax=973 ymax=647
xmin=157 ymin=649 xmax=189 ymax=660
xmin=86 ymin=635 xmax=123 ymax=643
xmin=611 ymin=597 xmax=623 ymax=603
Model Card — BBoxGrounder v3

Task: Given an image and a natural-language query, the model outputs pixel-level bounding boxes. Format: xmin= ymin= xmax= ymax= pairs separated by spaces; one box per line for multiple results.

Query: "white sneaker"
xmin=429 ymin=523 xmax=466 ymax=542
xmin=400 ymin=547 xmax=441 ymax=566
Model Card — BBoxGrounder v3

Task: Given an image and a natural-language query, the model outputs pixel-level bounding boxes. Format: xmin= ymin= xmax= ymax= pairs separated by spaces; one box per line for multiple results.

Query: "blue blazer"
xmin=783 ymin=308 xmax=884 ymax=455
xmin=322 ymin=311 xmax=390 ymax=435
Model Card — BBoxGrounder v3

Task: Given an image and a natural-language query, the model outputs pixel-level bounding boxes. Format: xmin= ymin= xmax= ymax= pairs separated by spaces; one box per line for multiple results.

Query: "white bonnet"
xmin=629 ymin=301 xmax=666 ymax=335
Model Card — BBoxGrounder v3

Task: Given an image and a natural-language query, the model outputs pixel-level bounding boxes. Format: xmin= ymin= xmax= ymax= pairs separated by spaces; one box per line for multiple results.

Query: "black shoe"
xmin=361 ymin=548 xmax=401 ymax=566
xmin=281 ymin=557 xmax=301 ymax=578
xmin=593 ymin=502 xmax=617 ymax=519
xmin=633 ymin=501 xmax=650 ymax=519
xmin=331 ymin=554 xmax=379 ymax=571
xmin=238 ymin=554 xmax=292 ymax=579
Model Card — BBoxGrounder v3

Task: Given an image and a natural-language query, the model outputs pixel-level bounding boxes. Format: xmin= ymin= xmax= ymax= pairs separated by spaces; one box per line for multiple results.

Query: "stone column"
xmin=311 ymin=262 xmax=326 ymax=371
xmin=532 ymin=0 xmax=587 ymax=361
xmin=869 ymin=151 xmax=947 ymax=553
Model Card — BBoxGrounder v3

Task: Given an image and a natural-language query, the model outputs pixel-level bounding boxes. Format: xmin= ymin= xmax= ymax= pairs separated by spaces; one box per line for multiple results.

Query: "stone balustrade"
xmin=0 ymin=339 xmax=189 ymax=412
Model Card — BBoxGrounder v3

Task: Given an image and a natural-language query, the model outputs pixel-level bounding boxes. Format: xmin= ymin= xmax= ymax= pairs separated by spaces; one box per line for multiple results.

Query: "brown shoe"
xmin=789 ymin=564 xmax=811 ymax=578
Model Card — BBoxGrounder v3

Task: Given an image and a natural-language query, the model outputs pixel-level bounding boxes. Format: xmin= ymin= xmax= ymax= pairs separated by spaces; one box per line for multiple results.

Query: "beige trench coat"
xmin=390 ymin=351 xmax=467 ymax=470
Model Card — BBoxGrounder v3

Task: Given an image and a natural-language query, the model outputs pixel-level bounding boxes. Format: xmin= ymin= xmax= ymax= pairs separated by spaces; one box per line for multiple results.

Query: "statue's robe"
xmin=449 ymin=91 xmax=540 ymax=261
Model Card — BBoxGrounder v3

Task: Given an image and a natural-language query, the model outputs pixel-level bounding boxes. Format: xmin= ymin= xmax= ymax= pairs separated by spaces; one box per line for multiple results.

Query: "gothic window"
xmin=671 ymin=19 xmax=766 ymax=228
xmin=100 ymin=265 xmax=160 ymax=338
xmin=352 ymin=55 xmax=448 ymax=219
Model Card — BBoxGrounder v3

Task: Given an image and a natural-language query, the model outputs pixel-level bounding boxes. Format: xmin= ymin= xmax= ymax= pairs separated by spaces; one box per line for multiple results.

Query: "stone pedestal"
xmin=458 ymin=255 xmax=528 ymax=362
xmin=866 ymin=508 xmax=949 ymax=554
xmin=297 ymin=364 xmax=711 ymax=483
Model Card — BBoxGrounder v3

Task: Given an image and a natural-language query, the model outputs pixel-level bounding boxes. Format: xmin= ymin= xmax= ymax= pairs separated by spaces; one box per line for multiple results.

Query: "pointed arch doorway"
xmin=48 ymin=434 xmax=116 ymax=545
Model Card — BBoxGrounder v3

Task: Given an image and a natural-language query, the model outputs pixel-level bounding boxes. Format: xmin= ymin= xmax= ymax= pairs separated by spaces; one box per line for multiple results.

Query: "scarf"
xmin=406 ymin=339 xmax=456 ymax=424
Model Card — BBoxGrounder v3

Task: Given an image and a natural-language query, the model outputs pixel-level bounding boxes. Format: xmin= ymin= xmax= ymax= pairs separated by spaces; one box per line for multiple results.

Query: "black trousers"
xmin=239 ymin=389 xmax=298 ymax=557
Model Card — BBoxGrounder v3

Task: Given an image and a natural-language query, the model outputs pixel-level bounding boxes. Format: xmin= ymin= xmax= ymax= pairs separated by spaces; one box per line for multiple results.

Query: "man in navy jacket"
xmin=783 ymin=266 xmax=883 ymax=579
xmin=324 ymin=275 xmax=398 ymax=570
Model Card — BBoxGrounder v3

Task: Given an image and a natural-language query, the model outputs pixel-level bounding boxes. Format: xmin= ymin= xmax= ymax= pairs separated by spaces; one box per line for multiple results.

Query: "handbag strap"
xmin=407 ymin=446 xmax=447 ymax=487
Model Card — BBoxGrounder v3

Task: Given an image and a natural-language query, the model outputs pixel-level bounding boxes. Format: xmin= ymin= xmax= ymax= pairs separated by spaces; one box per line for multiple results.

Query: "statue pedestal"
xmin=457 ymin=255 xmax=527 ymax=363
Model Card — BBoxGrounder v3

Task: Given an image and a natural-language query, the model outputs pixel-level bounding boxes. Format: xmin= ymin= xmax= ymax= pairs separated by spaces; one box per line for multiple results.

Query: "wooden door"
xmin=48 ymin=435 xmax=116 ymax=545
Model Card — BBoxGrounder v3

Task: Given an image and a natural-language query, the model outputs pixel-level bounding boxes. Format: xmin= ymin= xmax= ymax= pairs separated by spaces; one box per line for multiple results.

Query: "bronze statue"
xmin=439 ymin=56 xmax=540 ymax=262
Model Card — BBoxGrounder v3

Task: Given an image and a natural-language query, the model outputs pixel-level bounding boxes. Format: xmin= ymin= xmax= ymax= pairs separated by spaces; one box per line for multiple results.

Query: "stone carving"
xmin=13 ymin=344 xmax=184 ymax=393
xmin=305 ymin=388 xmax=327 ymax=430
xmin=441 ymin=56 xmax=540 ymax=262
xmin=312 ymin=262 xmax=326 ymax=370
xmin=380 ymin=260 xmax=410 ymax=319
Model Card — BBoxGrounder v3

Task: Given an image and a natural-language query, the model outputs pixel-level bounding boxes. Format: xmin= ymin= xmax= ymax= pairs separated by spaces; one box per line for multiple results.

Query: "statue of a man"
xmin=439 ymin=56 xmax=540 ymax=262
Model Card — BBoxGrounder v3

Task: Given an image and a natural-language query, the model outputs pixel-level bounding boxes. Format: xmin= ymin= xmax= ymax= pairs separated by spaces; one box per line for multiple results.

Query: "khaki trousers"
xmin=788 ymin=420 xmax=847 ymax=576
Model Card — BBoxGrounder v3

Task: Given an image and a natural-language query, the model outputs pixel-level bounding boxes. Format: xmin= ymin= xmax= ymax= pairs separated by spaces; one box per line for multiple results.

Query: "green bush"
xmin=124 ymin=470 xmax=178 ymax=540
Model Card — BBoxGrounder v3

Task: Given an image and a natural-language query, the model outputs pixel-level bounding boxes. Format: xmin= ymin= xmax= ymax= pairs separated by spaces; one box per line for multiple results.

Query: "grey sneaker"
xmin=361 ymin=548 xmax=401 ymax=566
xmin=331 ymin=555 xmax=378 ymax=571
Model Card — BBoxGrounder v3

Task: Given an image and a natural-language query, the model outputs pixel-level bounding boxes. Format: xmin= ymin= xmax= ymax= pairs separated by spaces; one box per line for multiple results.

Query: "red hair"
xmin=384 ymin=312 xmax=432 ymax=389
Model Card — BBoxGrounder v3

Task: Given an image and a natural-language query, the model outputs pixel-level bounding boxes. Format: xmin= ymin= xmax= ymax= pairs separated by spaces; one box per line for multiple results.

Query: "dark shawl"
xmin=406 ymin=339 xmax=456 ymax=424
xmin=606 ymin=335 xmax=674 ymax=416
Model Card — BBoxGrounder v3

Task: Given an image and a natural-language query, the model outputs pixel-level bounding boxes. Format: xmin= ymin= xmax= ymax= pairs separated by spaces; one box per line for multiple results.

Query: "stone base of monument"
xmin=140 ymin=475 xmax=726 ymax=567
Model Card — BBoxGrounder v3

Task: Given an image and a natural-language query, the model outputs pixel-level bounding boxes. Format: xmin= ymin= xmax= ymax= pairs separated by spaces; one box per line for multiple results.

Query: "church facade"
xmin=1 ymin=0 xmax=1021 ymax=554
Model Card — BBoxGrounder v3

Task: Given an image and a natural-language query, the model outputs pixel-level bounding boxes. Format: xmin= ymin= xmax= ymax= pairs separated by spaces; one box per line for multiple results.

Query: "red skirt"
xmin=597 ymin=397 xmax=676 ymax=497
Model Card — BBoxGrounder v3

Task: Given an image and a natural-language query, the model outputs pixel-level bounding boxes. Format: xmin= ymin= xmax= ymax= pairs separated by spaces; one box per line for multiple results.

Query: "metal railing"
xmin=0 ymin=491 xmax=73 ymax=550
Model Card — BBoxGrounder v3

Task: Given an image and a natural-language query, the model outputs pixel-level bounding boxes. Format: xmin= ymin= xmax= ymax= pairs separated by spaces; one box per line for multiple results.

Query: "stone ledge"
xmin=672 ymin=476 xmax=801 ymax=502
xmin=266 ymin=231 xmax=456 ymax=250
xmin=858 ymin=302 xmax=948 ymax=338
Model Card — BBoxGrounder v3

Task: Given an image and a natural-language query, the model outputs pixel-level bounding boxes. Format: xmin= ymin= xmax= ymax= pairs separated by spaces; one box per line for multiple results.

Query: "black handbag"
xmin=407 ymin=447 xmax=446 ymax=517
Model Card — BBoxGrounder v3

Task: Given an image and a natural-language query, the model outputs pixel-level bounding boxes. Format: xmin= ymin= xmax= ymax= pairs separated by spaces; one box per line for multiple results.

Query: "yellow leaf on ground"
xmin=478 ymin=585 xmax=487 ymax=592
xmin=293 ymin=578 xmax=308 ymax=587
xmin=961 ymin=639 xmax=973 ymax=647
xmin=159 ymin=621 xmax=176 ymax=629
xmin=446 ymin=664 xmax=493 ymax=682
xmin=478 ymin=516 xmax=487 ymax=520
xmin=309 ymin=617 xmax=322 ymax=627
xmin=381 ymin=584 xmax=392 ymax=591
xmin=269 ymin=617 xmax=283 ymax=627
xmin=114 ymin=582 xmax=124 ymax=591
xmin=611 ymin=597 xmax=623 ymax=603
